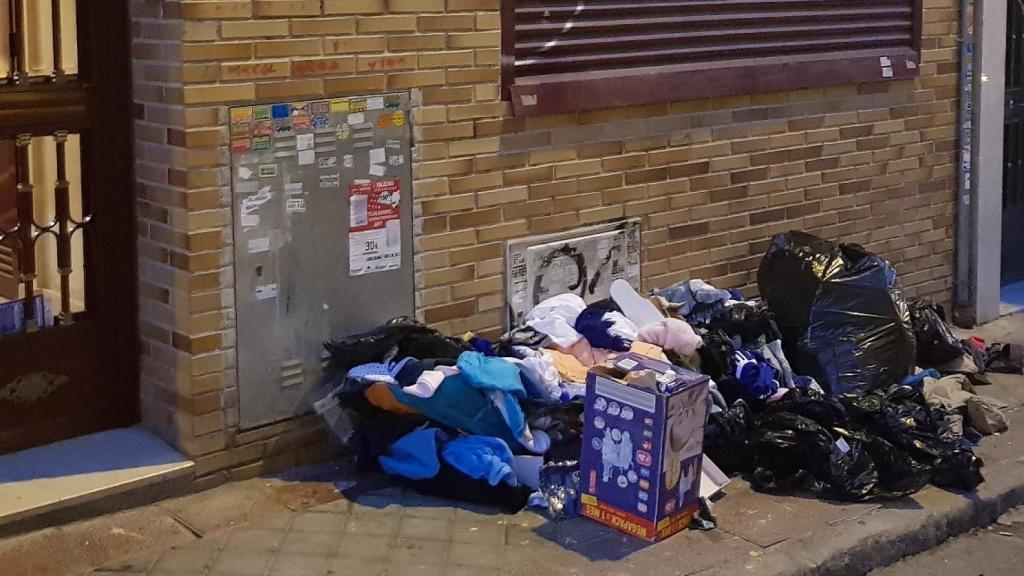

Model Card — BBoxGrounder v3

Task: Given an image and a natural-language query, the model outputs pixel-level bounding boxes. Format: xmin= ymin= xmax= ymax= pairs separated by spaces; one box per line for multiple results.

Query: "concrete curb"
xmin=703 ymin=435 xmax=1024 ymax=576
xmin=700 ymin=313 xmax=1024 ymax=576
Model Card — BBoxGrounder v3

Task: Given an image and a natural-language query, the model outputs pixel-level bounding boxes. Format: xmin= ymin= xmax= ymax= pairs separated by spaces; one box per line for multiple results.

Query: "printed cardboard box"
xmin=579 ymin=352 xmax=710 ymax=541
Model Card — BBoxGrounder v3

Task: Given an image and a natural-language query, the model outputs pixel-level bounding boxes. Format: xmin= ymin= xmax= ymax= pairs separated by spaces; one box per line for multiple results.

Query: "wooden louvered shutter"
xmin=504 ymin=0 xmax=923 ymax=115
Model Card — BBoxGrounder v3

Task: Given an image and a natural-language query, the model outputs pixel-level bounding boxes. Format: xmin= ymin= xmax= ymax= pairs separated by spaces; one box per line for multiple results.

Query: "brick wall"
xmin=131 ymin=0 xmax=960 ymax=481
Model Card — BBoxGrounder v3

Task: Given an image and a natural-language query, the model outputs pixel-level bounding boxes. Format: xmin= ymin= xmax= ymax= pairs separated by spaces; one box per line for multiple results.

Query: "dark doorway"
xmin=1004 ymin=0 xmax=1024 ymax=286
xmin=0 ymin=2 xmax=137 ymax=454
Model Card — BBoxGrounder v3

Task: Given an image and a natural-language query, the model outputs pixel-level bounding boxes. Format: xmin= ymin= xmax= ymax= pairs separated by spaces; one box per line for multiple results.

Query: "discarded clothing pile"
xmin=317 ymin=230 xmax=1009 ymax=517
xmin=320 ymin=289 xmax=698 ymax=512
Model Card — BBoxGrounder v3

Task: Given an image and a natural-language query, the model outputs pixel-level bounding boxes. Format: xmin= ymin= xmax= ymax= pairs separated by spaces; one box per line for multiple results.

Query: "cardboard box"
xmin=579 ymin=352 xmax=710 ymax=541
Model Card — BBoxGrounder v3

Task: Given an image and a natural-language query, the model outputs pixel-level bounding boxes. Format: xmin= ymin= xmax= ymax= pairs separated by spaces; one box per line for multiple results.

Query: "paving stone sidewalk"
xmin=3 ymin=314 xmax=1022 ymax=576
xmin=85 ymin=401 xmax=1024 ymax=576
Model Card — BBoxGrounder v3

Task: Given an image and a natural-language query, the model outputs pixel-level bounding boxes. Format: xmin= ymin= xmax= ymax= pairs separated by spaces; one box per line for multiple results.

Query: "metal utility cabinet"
xmin=229 ymin=93 xmax=415 ymax=428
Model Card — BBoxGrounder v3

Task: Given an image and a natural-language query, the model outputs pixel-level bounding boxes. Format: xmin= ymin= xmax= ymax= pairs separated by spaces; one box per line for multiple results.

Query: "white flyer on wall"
xmin=348 ymin=179 xmax=401 ymax=276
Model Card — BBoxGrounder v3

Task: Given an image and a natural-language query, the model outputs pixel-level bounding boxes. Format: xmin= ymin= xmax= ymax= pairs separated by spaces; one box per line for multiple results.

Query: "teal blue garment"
xmin=378 ymin=427 xmax=517 ymax=487
xmin=390 ymin=352 xmax=529 ymax=450
xmin=378 ymin=428 xmax=445 ymax=480
xmin=458 ymin=352 xmax=529 ymax=442
xmin=457 ymin=352 xmax=526 ymax=397
xmin=442 ymin=435 xmax=516 ymax=486
xmin=901 ymin=368 xmax=942 ymax=389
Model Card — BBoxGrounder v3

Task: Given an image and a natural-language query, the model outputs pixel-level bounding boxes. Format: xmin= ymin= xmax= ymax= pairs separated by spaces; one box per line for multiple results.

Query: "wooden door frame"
xmin=0 ymin=0 xmax=138 ymax=452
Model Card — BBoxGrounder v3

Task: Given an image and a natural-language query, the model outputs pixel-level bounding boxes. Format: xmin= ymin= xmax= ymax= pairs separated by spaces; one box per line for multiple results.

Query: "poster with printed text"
xmin=348 ymin=179 xmax=401 ymax=276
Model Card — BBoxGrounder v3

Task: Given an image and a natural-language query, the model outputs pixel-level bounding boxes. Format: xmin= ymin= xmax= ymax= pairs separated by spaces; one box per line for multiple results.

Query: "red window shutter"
xmin=506 ymin=0 xmax=923 ymax=115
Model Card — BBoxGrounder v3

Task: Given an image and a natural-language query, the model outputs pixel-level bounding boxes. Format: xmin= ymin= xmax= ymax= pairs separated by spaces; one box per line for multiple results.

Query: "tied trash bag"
xmin=703 ymin=400 xmax=753 ymax=473
xmin=741 ymin=388 xmax=981 ymax=501
xmin=748 ymin=412 xmax=882 ymax=501
xmin=758 ymin=231 xmax=916 ymax=397
xmin=324 ymin=317 xmax=469 ymax=376
xmin=910 ymin=299 xmax=963 ymax=367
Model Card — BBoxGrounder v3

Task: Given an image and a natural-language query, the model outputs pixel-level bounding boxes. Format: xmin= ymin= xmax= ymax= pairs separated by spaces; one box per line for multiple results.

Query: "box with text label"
xmin=579 ymin=353 xmax=710 ymax=541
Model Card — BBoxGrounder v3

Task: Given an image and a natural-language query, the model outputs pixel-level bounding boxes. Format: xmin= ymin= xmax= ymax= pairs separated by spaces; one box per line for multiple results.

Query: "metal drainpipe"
xmin=955 ymin=0 xmax=976 ymax=323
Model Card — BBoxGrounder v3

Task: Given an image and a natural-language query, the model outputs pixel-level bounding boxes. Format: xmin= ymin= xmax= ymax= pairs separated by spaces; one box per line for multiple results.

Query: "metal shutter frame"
xmin=503 ymin=0 xmax=923 ymax=115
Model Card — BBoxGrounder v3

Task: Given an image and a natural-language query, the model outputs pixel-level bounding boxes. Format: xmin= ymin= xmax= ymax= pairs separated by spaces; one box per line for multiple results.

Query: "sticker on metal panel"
xmin=349 ymin=99 xmax=368 ymax=113
xmin=241 ymin=185 xmax=273 ymax=215
xmin=369 ymin=147 xmax=385 ymax=165
xmin=392 ymin=109 xmax=406 ymax=127
xmin=253 ymin=106 xmax=271 ymax=121
xmin=230 ymin=108 xmax=252 ymax=125
xmin=258 ymin=164 xmax=278 ymax=177
xmin=337 ymin=123 xmax=351 ymax=140
xmin=377 ymin=114 xmax=393 ymax=129
xmin=255 ymin=283 xmax=278 ymax=300
xmin=292 ymin=115 xmax=311 ymax=132
xmin=330 ymin=99 xmax=350 ymax=113
xmin=286 ymin=198 xmax=306 ymax=213
xmin=312 ymin=114 xmax=330 ymax=130
xmin=296 ymin=133 xmax=314 ymax=151
xmin=231 ymin=139 xmax=251 ymax=154
xmin=271 ymin=104 xmax=290 ymax=119
xmin=273 ymin=120 xmax=293 ymax=136
xmin=320 ymin=174 xmax=341 ymax=189
xmin=231 ymin=122 xmax=251 ymax=138
xmin=247 ymin=237 xmax=270 ymax=254
xmin=384 ymin=95 xmax=401 ymax=109
xmin=308 ymin=100 xmax=329 ymax=115
xmin=251 ymin=136 xmax=271 ymax=151
xmin=253 ymin=121 xmax=273 ymax=136
xmin=319 ymin=156 xmax=338 ymax=169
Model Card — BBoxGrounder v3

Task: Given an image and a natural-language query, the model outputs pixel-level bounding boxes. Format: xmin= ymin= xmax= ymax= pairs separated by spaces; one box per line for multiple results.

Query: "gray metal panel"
xmin=229 ymin=94 xmax=414 ymax=429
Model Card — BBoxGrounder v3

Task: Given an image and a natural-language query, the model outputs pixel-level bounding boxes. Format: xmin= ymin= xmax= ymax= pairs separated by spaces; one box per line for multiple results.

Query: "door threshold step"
xmin=1000 ymin=280 xmax=1024 ymax=317
xmin=0 ymin=426 xmax=193 ymax=536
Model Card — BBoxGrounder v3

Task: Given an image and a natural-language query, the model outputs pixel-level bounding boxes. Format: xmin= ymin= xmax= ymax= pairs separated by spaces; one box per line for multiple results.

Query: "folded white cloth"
xmin=404 ymin=365 xmax=460 ymax=399
xmin=525 ymin=293 xmax=587 ymax=348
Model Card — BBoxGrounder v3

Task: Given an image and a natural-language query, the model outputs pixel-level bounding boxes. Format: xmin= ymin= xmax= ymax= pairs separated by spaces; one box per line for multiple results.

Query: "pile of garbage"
xmin=315 ymin=231 xmax=1019 ymax=532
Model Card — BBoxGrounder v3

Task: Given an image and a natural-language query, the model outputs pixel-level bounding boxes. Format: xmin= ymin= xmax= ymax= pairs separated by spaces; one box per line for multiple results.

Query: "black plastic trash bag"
xmin=748 ymin=412 xmax=881 ymax=501
xmin=862 ymin=434 xmax=931 ymax=496
xmin=696 ymin=329 xmax=737 ymax=383
xmin=324 ymin=316 xmax=469 ymax=376
xmin=910 ymin=299 xmax=963 ymax=367
xmin=704 ymin=301 xmax=779 ymax=346
xmin=841 ymin=386 xmax=984 ymax=491
xmin=741 ymin=387 xmax=982 ymax=500
xmin=703 ymin=400 xmax=753 ymax=473
xmin=931 ymin=449 xmax=985 ymax=490
xmin=758 ymin=231 xmax=916 ymax=397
